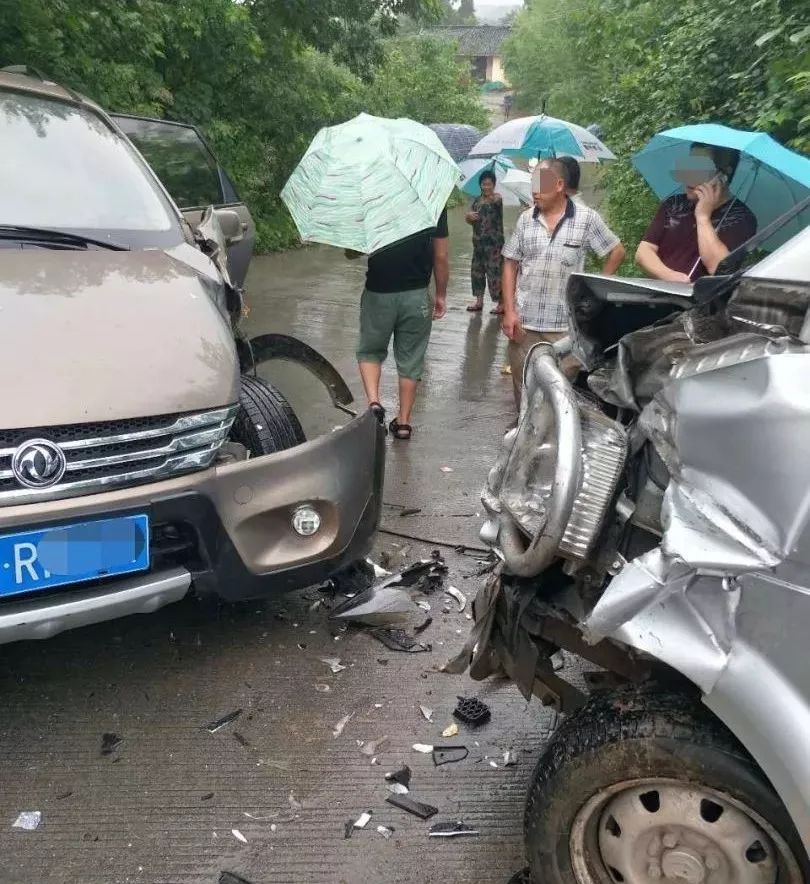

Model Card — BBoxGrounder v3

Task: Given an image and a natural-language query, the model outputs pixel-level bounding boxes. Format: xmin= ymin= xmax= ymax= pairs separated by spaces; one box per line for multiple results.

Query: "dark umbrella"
xmin=428 ymin=123 xmax=484 ymax=163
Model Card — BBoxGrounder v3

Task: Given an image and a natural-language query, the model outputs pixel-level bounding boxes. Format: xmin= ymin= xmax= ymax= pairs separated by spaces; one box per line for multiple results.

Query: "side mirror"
xmin=213 ymin=208 xmax=244 ymax=246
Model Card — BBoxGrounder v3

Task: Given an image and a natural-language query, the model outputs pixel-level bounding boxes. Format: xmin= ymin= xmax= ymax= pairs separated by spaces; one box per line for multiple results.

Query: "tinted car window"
xmin=0 ymin=92 xmax=179 ymax=240
xmin=116 ymin=118 xmax=224 ymax=209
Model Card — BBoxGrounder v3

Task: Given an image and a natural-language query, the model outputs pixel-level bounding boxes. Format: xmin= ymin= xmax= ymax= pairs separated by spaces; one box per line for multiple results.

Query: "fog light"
xmin=292 ymin=505 xmax=321 ymax=537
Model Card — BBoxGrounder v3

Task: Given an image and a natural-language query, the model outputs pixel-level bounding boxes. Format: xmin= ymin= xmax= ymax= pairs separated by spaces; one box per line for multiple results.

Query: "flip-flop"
xmin=389 ymin=418 xmax=413 ymax=440
xmin=466 ymin=303 xmax=483 ymax=312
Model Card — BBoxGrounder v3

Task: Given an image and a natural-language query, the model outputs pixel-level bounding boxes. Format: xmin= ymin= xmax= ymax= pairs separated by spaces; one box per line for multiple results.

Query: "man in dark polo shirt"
xmin=350 ymin=209 xmax=449 ymax=440
xmin=635 ymin=143 xmax=757 ymax=282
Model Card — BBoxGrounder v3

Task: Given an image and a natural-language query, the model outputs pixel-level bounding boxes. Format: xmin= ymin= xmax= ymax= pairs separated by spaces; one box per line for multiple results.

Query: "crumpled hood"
xmin=0 ymin=248 xmax=240 ymax=427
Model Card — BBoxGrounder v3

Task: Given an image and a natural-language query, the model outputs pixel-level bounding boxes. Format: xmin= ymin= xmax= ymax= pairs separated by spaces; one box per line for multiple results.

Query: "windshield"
xmin=0 ymin=91 xmax=183 ymax=247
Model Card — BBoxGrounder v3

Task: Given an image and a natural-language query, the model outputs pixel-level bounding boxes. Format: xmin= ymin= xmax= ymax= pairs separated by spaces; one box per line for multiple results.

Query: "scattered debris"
xmin=414 ymin=617 xmax=433 ymax=634
xmin=330 ymin=559 xmax=375 ymax=595
xmin=376 ymin=825 xmax=395 ymax=839
xmin=368 ymin=558 xmax=391 ymax=578
xmin=377 ymin=658 xmax=389 ymax=665
xmin=551 ymin=650 xmax=565 ymax=672
xmin=321 ymin=657 xmax=347 ymax=674
xmin=453 ymin=696 xmax=491 ymax=728
xmin=100 ymin=732 xmax=123 ymax=755
xmin=384 ymin=765 xmax=411 ymax=788
xmin=399 ymin=507 xmax=422 ymax=517
xmin=440 ymin=467 xmax=454 ymax=473
xmin=429 ymin=820 xmax=480 ymax=838
xmin=344 ymin=820 xmax=355 ymax=839
xmin=219 ymin=873 xmax=255 ymax=884
xmin=360 ymin=736 xmax=389 ymax=756
xmin=444 ymin=586 xmax=467 ymax=613
xmin=432 ymin=746 xmax=469 ymax=766
xmin=308 ymin=598 xmax=323 ymax=613
xmin=201 ymin=793 xmax=214 ymax=801
xmin=314 ymin=683 xmax=331 ymax=693
xmin=412 ymin=743 xmax=434 ymax=753
xmin=297 ymin=643 xmax=307 ymax=650
xmin=288 ymin=792 xmax=302 ymax=812
xmin=12 ymin=811 xmax=41 ymax=831
xmin=231 ymin=829 xmax=247 ymax=844
xmin=415 ymin=600 xmax=431 ymax=612
xmin=372 ymin=628 xmax=430 ymax=653
xmin=507 ymin=868 xmax=534 ymax=884
xmin=205 ymin=710 xmax=243 ymax=734
xmin=330 ymin=585 xmax=417 ymax=626
xmin=419 ymin=705 xmax=434 ymax=722
xmin=503 ymin=750 xmax=519 ymax=767
xmin=441 ymin=723 xmax=459 ymax=738
xmin=56 ymin=791 xmax=73 ymax=801
xmin=353 ymin=811 xmax=372 ymax=830
xmin=332 ymin=712 xmax=354 ymax=738
xmin=489 ymin=760 xmax=499 ymax=769
xmin=232 ymin=732 xmax=251 ymax=749
xmin=387 ymin=783 xmax=409 ymax=795
xmin=386 ymin=794 xmax=438 ymax=820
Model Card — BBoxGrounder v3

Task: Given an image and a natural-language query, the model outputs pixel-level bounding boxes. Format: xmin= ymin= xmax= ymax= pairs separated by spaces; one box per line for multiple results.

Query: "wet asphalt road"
xmin=0 ymin=206 xmax=558 ymax=884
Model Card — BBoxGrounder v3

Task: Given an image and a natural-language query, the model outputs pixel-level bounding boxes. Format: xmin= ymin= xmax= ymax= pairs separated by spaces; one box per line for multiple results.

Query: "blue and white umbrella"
xmin=633 ymin=123 xmax=810 ymax=249
xmin=458 ymin=155 xmax=525 ymax=206
xmin=469 ymin=115 xmax=616 ymax=162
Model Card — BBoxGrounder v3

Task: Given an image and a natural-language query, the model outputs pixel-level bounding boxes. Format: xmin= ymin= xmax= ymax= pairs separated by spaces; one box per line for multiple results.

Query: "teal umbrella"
xmin=281 ymin=113 xmax=460 ymax=254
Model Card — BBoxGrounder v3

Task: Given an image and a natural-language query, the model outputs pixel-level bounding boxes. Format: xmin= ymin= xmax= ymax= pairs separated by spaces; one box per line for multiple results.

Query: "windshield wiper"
xmin=0 ymin=225 xmax=130 ymax=251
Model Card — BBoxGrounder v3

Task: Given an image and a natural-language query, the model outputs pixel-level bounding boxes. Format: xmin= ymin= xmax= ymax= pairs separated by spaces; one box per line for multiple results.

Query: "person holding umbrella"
xmin=635 ymin=142 xmax=757 ymax=282
xmin=465 ymin=170 xmax=505 ymax=314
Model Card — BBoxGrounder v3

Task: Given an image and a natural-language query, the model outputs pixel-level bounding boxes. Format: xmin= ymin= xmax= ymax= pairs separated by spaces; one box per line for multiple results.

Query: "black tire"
xmin=230 ymin=375 xmax=305 ymax=455
xmin=525 ymin=685 xmax=808 ymax=883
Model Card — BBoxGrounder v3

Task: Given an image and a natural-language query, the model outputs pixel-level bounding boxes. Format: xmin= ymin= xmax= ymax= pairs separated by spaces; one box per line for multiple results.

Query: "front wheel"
xmin=230 ymin=375 xmax=305 ymax=455
xmin=525 ymin=686 xmax=808 ymax=884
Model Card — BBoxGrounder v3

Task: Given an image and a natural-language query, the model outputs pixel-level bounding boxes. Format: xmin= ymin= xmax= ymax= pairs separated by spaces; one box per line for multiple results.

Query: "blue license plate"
xmin=0 ymin=514 xmax=149 ymax=599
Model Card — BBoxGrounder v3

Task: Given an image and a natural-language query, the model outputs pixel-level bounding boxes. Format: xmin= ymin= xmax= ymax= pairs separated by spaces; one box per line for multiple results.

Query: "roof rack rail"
xmin=1 ymin=65 xmax=84 ymax=102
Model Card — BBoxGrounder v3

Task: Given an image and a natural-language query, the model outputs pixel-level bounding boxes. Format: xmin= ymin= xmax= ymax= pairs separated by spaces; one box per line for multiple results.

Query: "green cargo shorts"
xmin=356 ymin=287 xmax=433 ymax=381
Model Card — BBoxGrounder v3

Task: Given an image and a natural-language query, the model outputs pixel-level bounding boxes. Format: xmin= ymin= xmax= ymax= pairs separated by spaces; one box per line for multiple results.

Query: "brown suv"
xmin=0 ymin=68 xmax=384 ymax=642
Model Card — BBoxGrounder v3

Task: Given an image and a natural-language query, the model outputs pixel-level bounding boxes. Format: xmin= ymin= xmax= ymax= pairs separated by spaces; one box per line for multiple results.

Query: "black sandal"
xmin=369 ymin=402 xmax=388 ymax=433
xmin=389 ymin=418 xmax=412 ymax=440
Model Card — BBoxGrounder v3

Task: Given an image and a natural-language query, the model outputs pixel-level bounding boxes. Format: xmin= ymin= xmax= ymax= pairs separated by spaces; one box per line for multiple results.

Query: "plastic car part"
xmin=372 ymin=628 xmax=431 ymax=653
xmin=429 ymin=820 xmax=480 ymax=838
xmin=384 ymin=765 xmax=412 ymax=788
xmin=432 ymin=746 xmax=469 ymax=766
xmin=385 ymin=794 xmax=438 ymax=820
xmin=453 ymin=696 xmax=491 ymax=727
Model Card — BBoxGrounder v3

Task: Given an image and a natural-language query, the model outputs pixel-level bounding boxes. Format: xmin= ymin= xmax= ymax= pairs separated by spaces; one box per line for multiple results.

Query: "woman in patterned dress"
xmin=465 ymin=170 xmax=505 ymax=315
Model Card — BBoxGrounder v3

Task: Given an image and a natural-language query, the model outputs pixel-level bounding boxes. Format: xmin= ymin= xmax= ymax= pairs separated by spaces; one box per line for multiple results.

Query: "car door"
xmin=112 ymin=114 xmax=256 ymax=288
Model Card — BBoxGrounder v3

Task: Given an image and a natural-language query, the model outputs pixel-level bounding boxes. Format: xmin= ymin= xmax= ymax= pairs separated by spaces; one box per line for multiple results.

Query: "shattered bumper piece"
xmin=385 ymin=794 xmax=439 ymax=820
xmin=428 ymin=820 xmax=479 ymax=838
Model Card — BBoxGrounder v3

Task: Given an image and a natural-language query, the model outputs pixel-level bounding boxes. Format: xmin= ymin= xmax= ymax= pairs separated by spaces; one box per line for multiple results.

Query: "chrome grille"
xmin=0 ymin=407 xmax=238 ymax=506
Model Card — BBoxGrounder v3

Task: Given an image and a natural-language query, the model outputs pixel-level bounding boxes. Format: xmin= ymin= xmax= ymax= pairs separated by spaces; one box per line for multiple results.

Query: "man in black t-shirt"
xmin=349 ymin=208 xmax=449 ymax=440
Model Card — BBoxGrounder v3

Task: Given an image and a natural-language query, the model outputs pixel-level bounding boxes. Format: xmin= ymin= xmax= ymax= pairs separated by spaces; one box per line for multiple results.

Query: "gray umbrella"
xmin=428 ymin=123 xmax=484 ymax=163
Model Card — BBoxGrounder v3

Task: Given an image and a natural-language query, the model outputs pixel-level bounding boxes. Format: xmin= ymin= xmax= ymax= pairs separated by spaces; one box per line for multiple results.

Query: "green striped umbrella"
xmin=281 ymin=113 xmax=461 ymax=254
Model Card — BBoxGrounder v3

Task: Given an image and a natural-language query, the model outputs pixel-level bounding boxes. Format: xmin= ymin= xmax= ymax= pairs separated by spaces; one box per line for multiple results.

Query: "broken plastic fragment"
xmin=419 ymin=705 xmax=434 ymax=722
xmin=376 ymin=825 xmax=395 ymax=839
xmin=288 ymin=792 xmax=302 ymax=812
xmin=386 ymin=794 xmax=438 ymax=820
xmin=367 ymin=558 xmax=391 ymax=578
xmin=489 ymin=760 xmax=499 ymax=769
xmin=432 ymin=746 xmax=469 ymax=766
xmin=314 ymin=683 xmax=331 ymax=693
xmin=231 ymin=829 xmax=247 ymax=844
xmin=100 ymin=732 xmax=123 ymax=755
xmin=330 ymin=586 xmax=417 ymax=626
xmin=353 ymin=811 xmax=372 ymax=829
xmin=429 ymin=820 xmax=479 ymax=838
xmin=503 ymin=750 xmax=519 ymax=767
xmin=444 ymin=586 xmax=467 ymax=613
xmin=453 ymin=696 xmax=491 ymax=728
xmin=415 ymin=600 xmax=431 ymax=612
xmin=372 ymin=628 xmax=431 ymax=653
xmin=412 ymin=743 xmax=434 ymax=753
xmin=206 ymin=710 xmax=243 ymax=734
xmin=360 ymin=736 xmax=389 ymax=756
xmin=332 ymin=712 xmax=354 ymax=738
xmin=440 ymin=466 xmax=454 ymax=473
xmin=321 ymin=657 xmax=347 ymax=673
xmin=387 ymin=783 xmax=409 ymax=795
xmin=441 ymin=722 xmax=459 ymax=738
xmin=384 ymin=764 xmax=412 ymax=788
xmin=12 ymin=811 xmax=41 ymax=831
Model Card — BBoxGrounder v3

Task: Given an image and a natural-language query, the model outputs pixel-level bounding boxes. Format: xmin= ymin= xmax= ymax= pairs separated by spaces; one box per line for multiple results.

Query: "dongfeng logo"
xmin=12 ymin=439 xmax=67 ymax=489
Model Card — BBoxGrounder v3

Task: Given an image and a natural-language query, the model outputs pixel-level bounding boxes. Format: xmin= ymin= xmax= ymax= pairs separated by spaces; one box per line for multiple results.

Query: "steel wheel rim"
xmin=568 ymin=777 xmax=803 ymax=884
